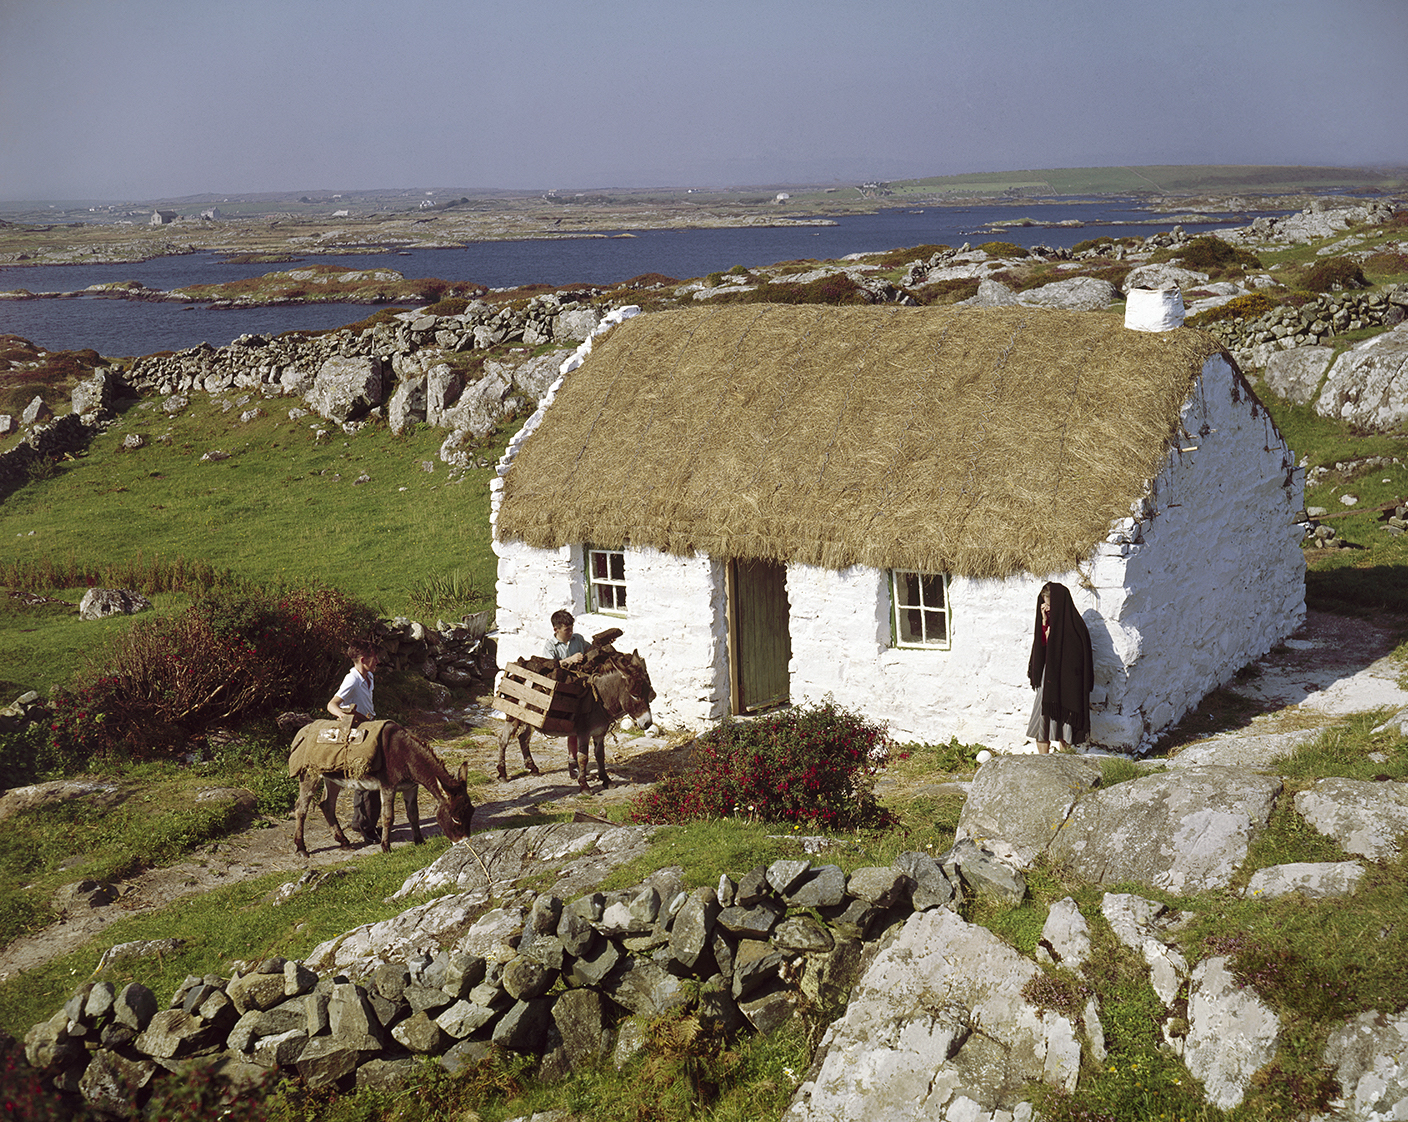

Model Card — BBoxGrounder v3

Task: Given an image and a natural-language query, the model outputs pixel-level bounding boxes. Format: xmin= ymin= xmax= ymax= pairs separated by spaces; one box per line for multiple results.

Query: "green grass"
xmin=0 ymin=395 xmax=515 ymax=698
xmin=0 ymin=836 xmax=460 ymax=1041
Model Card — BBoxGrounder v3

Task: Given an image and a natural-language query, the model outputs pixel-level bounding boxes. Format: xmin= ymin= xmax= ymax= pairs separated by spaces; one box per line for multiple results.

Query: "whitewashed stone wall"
xmin=492 ymin=541 xmax=732 ymax=729
xmin=495 ymin=340 xmax=1304 ymax=753
xmin=789 ymin=354 xmax=1304 ymax=752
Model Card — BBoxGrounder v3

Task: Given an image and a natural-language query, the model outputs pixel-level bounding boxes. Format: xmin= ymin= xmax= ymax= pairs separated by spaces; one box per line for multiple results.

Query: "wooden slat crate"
xmin=493 ymin=664 xmax=585 ymax=734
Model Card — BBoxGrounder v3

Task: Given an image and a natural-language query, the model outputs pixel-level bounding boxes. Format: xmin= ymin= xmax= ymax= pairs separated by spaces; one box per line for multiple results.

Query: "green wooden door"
xmin=729 ymin=559 xmax=791 ymax=713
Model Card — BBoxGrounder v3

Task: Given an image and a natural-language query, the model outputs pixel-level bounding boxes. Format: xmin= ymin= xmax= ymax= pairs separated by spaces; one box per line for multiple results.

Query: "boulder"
xmin=1037 ymin=896 xmax=1091 ymax=971
xmin=1019 ymin=276 xmax=1119 ymax=311
xmin=1244 ymin=860 xmax=1366 ymax=900
xmin=1262 ymin=345 xmax=1334 ymax=403
xmin=1183 ymin=956 xmax=1280 ymax=1110
xmin=965 ymin=278 xmax=1023 ymax=307
xmin=1121 ymin=264 xmax=1209 ymax=292
xmin=782 ymin=864 xmax=847 ymax=908
xmin=1294 ymin=777 xmax=1408 ymax=860
xmin=304 ymin=356 xmax=386 ymax=423
xmin=1047 ymin=766 xmax=1281 ymax=893
xmin=957 ymin=755 xmax=1101 ymax=865
xmin=386 ymin=375 xmax=425 ymax=435
xmin=552 ymin=988 xmax=613 ymax=1070
xmin=554 ymin=307 xmax=602 ymax=342
xmin=1314 ymin=322 xmax=1408 ymax=431
xmin=668 ymin=886 xmax=720 ymax=970
xmin=786 ymin=909 xmax=1080 ymax=1121
xmin=1319 ymin=1009 xmax=1408 ymax=1122
xmin=21 ymin=395 xmax=51 ymax=425
xmin=78 ymin=587 xmax=153 ymax=621
xmin=71 ymin=369 xmax=121 ymax=417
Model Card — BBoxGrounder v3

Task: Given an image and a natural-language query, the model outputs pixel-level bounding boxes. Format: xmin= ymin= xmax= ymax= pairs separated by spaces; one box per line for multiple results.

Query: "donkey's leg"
xmin=594 ymin=732 xmax=611 ymax=789
xmin=519 ymin=721 xmax=539 ymax=775
xmin=379 ymin=784 xmax=395 ymax=853
xmin=575 ymin=731 xmax=591 ymax=794
xmin=293 ymin=773 xmax=318 ymax=857
xmin=321 ymin=778 xmax=352 ymax=851
xmin=405 ymin=785 xmax=424 ymax=845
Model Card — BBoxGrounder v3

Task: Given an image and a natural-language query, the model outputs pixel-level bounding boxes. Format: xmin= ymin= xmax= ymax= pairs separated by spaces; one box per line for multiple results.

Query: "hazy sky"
xmin=2 ymin=0 xmax=1404 ymax=201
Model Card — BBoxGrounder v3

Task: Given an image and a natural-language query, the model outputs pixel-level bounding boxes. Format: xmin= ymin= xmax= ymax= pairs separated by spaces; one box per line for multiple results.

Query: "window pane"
xmin=901 ymin=607 xmax=922 ymax=644
xmin=920 ymin=574 xmax=944 ymax=609
xmin=901 ymin=572 xmax=920 ymax=607
xmin=617 ymin=586 xmax=626 ymax=610
xmin=924 ymin=610 xmax=946 ymax=643
xmin=592 ymin=553 xmax=607 ymax=579
xmin=609 ymin=553 xmax=625 ymax=581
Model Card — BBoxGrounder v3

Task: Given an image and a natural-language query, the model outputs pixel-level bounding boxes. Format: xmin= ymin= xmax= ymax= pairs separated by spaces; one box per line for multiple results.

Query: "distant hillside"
xmin=885 ymin=164 xmax=1408 ymax=198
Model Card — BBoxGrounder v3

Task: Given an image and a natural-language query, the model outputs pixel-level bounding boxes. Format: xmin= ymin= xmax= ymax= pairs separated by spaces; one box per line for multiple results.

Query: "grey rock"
xmin=304 ymin=355 xmax=386 ymax=423
xmin=1037 ymin=896 xmax=1091 ymax=971
xmin=555 ymin=307 xmax=602 ymax=342
xmin=386 ymin=374 xmax=425 ymax=435
xmin=327 ymin=982 xmax=385 ymax=1048
xmin=356 ymin=1056 xmax=418 ymax=1091
xmin=228 ymin=970 xmax=290 ymax=1015
xmin=1184 ymin=956 xmax=1280 ymax=1110
xmin=284 ymin=960 xmax=319 ymax=996
xmin=1315 ymin=323 xmax=1408 ymax=432
xmin=608 ymin=958 xmax=691 ymax=1016
xmin=1048 ymin=766 xmax=1281 ymax=893
xmin=735 ymin=866 xmax=771 ymax=906
xmin=668 ymin=886 xmax=719 ymax=970
xmin=369 ymin=962 xmax=410 ymax=1003
xmin=391 ymin=1011 xmax=451 ymax=1054
xmin=957 ymin=755 xmax=1101 ymax=865
xmin=492 ymin=998 xmax=552 ymax=1052
xmin=21 ymin=395 xmax=52 ymax=425
xmin=78 ymin=587 xmax=153 ymax=621
xmin=1019 ymin=276 xmax=1119 ymax=311
xmin=1122 ymin=263 xmax=1209 ymax=292
xmin=1320 ymin=1010 xmax=1408 ymax=1122
xmin=1295 ymin=776 xmax=1408 ymax=860
xmin=894 ymin=851 xmax=955 ymax=910
xmin=732 ymin=939 xmax=786 ymax=999
xmin=766 ymin=859 xmax=813 ymax=896
xmin=966 ymin=278 xmax=1023 ymax=307
xmin=552 ymin=988 xmax=612 ymax=1070
xmin=443 ymin=951 xmax=487 ymax=999
xmin=772 ymin=915 xmax=834 ymax=953
xmin=943 ymin=837 xmax=1027 ymax=905
xmin=294 ymin=1036 xmax=363 ymax=1089
xmin=135 ymin=1008 xmax=221 ymax=1059
xmin=502 ymin=956 xmax=557 ymax=1001
xmin=1244 ymin=860 xmax=1366 ymax=900
xmin=568 ymin=937 xmax=620 ymax=987
xmin=83 ymin=981 xmax=116 ymax=1022
xmin=79 ymin=1049 xmax=155 ymax=1114
xmin=1262 ymin=345 xmax=1335 ymax=403
xmin=252 ymin=1028 xmax=308 ymax=1067
xmin=435 ymin=1000 xmax=499 ymax=1038
xmin=24 ymin=1010 xmax=82 ymax=1071
xmin=113 ymin=983 xmax=158 ymax=1031
xmin=699 ymin=973 xmax=746 ymax=1037
xmin=788 ymin=908 xmax=1080 ymax=1121
xmin=438 ymin=1038 xmax=494 ymax=1074
xmin=403 ymin=984 xmax=454 ymax=1015
xmin=818 ymin=897 xmax=877 ymax=940
xmin=717 ymin=899 xmax=783 ymax=937
xmin=424 ymin=363 xmax=464 ymax=425
xmin=597 ymin=884 xmax=660 ymax=935
xmin=783 ymin=863 xmax=847 ymax=908
xmin=845 ymin=866 xmax=911 ymax=908
xmin=54 ymin=879 xmax=118 ymax=911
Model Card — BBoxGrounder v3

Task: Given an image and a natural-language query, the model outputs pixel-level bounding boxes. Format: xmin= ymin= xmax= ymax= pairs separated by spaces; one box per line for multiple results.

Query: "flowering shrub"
xmin=629 ymin=701 xmax=895 ymax=831
xmin=48 ymin=586 xmax=376 ymax=761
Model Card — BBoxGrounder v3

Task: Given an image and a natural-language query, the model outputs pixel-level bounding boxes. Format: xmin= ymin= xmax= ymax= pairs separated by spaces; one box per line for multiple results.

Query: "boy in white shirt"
xmin=327 ymin=642 xmax=380 ymax=844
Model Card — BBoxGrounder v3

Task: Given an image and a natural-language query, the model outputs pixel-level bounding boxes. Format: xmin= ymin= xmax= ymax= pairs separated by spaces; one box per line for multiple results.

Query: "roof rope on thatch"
xmin=497 ymin=304 xmax=1239 ymax=579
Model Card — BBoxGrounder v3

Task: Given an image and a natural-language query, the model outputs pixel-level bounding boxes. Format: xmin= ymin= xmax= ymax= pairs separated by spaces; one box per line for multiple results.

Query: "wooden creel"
xmin=493 ymin=664 xmax=585 ymax=734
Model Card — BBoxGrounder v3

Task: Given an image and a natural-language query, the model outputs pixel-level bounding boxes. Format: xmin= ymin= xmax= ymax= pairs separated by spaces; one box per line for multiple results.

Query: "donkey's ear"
xmin=457 ymin=762 xmax=469 ymax=784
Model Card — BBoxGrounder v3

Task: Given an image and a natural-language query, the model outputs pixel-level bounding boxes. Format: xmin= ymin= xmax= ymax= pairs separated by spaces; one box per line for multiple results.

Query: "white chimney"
xmin=1125 ymin=286 xmax=1185 ymax=332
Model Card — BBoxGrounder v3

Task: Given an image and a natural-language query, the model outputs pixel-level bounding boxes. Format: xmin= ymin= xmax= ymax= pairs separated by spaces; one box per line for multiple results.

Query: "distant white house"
xmin=492 ymin=305 xmax=1306 ymax=753
xmin=149 ymin=210 xmax=177 ymax=226
xmin=774 ymin=192 xmax=791 ymax=203
xmin=332 ymin=209 xmax=350 ymax=218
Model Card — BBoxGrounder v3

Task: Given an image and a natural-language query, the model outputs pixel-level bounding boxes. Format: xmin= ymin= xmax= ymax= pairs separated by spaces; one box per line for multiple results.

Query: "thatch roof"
xmin=496 ymin=304 xmax=1236 ymax=578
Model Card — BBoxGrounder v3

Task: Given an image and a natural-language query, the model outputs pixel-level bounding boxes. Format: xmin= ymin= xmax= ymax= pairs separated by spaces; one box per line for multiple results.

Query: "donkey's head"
xmin=435 ymin=762 xmax=475 ymax=843
xmin=596 ymin=649 xmax=656 ymax=731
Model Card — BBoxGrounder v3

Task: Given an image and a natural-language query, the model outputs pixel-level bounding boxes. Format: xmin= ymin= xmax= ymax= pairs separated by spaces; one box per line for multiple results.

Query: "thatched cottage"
xmin=491 ymin=304 xmax=1305 ymax=753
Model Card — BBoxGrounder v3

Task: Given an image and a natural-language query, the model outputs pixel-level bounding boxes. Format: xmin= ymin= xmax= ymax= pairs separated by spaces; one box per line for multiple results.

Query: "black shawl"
xmin=1026 ymin=582 xmax=1094 ymax=744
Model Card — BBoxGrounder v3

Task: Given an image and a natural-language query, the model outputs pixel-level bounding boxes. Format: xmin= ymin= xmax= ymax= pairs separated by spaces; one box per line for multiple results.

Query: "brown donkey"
xmin=292 ymin=723 xmax=474 ymax=857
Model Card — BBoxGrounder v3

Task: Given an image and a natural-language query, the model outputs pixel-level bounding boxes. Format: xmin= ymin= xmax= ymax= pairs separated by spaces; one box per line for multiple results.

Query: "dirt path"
xmin=1 ymin=609 xmax=1403 ymax=982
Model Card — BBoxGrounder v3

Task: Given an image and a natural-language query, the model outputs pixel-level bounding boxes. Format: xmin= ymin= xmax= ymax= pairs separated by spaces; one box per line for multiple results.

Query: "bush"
xmin=872 ymin=244 xmax=951 ymax=268
xmin=913 ymin=278 xmax=980 ymax=305
xmin=1299 ymin=256 xmax=1370 ymax=293
xmin=1186 ymin=291 xmax=1276 ymax=328
xmin=0 ymin=724 xmax=60 ymax=789
xmin=629 ymin=701 xmax=895 ymax=831
xmin=1173 ymin=235 xmax=1261 ymax=270
xmin=1364 ymin=250 xmax=1408 ymax=279
xmin=425 ymin=296 xmax=470 ymax=316
xmin=978 ymin=241 xmax=1027 ymax=259
xmin=48 ymin=586 xmax=377 ymax=761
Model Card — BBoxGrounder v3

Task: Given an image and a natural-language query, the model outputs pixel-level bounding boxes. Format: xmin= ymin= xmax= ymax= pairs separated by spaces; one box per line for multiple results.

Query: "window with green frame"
xmin=890 ymin=570 xmax=950 ymax=648
xmin=587 ymin=546 xmax=627 ymax=614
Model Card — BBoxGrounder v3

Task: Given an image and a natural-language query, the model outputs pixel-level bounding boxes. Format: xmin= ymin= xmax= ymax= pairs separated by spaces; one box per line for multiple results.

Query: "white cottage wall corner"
xmin=492 ymin=335 xmax=1305 ymax=754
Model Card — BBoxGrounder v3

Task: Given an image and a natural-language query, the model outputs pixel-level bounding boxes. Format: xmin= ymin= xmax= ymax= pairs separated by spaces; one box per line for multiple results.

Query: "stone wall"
xmin=1202 ymin=284 xmax=1408 ymax=371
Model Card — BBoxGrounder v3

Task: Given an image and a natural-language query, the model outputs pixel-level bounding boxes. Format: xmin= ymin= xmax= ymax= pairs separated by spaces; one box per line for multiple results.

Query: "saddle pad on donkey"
xmin=288 ymin=719 xmax=391 ymax=778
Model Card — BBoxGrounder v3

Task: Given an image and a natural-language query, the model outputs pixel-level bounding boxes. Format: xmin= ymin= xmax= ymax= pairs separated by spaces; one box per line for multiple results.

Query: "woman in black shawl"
xmin=1027 ymin=582 xmax=1094 ymax=754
